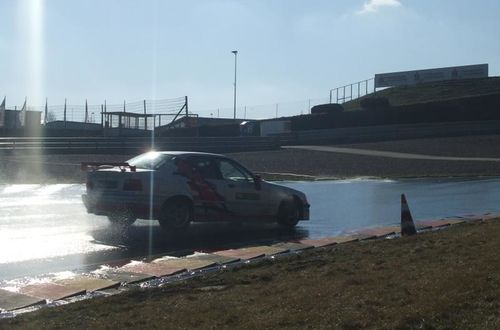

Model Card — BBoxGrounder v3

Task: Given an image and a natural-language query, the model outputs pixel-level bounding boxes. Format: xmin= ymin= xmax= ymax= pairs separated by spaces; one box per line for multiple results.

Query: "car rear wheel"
xmin=159 ymin=199 xmax=192 ymax=232
xmin=277 ymin=200 xmax=300 ymax=228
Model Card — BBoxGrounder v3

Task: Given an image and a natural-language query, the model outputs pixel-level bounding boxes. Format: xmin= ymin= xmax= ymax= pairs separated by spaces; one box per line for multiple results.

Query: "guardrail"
xmin=0 ymin=136 xmax=280 ymax=154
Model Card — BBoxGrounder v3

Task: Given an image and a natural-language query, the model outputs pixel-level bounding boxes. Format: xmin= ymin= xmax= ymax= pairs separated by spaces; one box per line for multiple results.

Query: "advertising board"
xmin=375 ymin=64 xmax=488 ymax=88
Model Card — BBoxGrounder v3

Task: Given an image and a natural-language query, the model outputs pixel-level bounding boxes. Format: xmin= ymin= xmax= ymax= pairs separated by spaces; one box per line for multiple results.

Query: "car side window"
xmin=187 ymin=157 xmax=222 ymax=180
xmin=218 ymin=159 xmax=252 ymax=182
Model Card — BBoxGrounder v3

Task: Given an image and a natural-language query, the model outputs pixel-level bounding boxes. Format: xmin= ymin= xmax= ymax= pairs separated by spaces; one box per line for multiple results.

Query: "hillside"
xmin=342 ymin=76 xmax=500 ymax=111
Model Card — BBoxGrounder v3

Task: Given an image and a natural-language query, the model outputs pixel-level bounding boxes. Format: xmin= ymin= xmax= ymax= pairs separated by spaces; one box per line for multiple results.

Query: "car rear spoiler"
xmin=81 ymin=162 xmax=137 ymax=172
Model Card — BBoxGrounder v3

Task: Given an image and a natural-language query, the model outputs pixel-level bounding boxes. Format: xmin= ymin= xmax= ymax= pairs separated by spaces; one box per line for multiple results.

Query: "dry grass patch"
xmin=3 ymin=220 xmax=500 ymax=329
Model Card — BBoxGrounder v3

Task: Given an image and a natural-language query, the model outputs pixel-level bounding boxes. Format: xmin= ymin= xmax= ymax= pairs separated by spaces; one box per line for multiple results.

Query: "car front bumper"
xmin=302 ymin=203 xmax=310 ymax=220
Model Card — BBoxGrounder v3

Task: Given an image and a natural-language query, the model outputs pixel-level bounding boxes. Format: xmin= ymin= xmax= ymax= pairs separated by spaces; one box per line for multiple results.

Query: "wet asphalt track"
xmin=1 ymin=177 xmax=500 ymax=280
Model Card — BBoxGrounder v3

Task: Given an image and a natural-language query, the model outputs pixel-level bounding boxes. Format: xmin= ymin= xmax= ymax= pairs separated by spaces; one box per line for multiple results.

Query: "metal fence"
xmin=6 ymin=96 xmax=188 ymax=128
xmin=199 ymin=97 xmax=331 ymax=120
xmin=329 ymin=78 xmax=375 ymax=104
xmin=198 ymin=78 xmax=376 ymax=119
xmin=2 ymin=77 xmax=377 ymax=128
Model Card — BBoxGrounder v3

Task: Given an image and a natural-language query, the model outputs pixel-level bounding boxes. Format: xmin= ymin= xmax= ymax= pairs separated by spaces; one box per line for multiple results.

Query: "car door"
xmin=216 ymin=158 xmax=265 ymax=219
xmin=182 ymin=156 xmax=228 ymax=221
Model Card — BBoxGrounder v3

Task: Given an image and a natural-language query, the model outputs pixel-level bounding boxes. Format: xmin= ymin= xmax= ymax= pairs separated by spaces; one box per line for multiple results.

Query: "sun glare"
xmin=25 ymin=0 xmax=44 ymax=107
xmin=18 ymin=0 xmax=45 ymax=180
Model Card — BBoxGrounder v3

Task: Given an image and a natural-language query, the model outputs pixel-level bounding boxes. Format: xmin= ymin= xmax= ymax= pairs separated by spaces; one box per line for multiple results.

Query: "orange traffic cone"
xmin=401 ymin=194 xmax=417 ymax=236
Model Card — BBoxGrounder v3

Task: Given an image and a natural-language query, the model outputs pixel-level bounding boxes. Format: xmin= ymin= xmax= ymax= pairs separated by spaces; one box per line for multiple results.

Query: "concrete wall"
xmin=275 ymin=120 xmax=500 ymax=145
xmin=260 ymin=120 xmax=291 ymax=136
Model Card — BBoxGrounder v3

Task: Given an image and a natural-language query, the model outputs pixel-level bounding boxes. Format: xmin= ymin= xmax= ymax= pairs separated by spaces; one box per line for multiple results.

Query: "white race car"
xmin=82 ymin=151 xmax=310 ymax=231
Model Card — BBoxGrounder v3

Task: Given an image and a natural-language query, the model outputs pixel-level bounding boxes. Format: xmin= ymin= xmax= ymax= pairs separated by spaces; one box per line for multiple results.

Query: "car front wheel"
xmin=277 ymin=200 xmax=300 ymax=228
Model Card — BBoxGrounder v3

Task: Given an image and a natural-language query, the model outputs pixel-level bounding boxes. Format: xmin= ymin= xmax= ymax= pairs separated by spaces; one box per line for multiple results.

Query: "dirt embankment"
xmin=2 ymin=220 xmax=500 ymax=329
xmin=232 ymin=134 xmax=500 ymax=179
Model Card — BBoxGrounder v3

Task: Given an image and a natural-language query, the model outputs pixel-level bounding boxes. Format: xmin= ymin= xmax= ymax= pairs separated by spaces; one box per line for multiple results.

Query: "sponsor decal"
xmin=174 ymin=158 xmax=230 ymax=218
xmin=175 ymin=158 xmax=225 ymax=202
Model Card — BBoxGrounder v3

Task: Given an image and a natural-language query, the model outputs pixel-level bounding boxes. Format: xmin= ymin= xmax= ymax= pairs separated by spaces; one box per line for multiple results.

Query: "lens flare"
xmin=16 ymin=0 xmax=45 ymax=186
xmin=19 ymin=0 xmax=45 ymax=106
xmin=148 ymin=0 xmax=160 ymax=258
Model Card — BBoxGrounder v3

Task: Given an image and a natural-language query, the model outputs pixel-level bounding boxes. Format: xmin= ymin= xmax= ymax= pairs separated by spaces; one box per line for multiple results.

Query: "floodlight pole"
xmin=232 ymin=50 xmax=238 ymax=120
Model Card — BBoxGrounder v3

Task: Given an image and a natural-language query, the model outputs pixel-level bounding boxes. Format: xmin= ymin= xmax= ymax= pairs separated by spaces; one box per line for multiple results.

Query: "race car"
xmin=81 ymin=151 xmax=310 ymax=231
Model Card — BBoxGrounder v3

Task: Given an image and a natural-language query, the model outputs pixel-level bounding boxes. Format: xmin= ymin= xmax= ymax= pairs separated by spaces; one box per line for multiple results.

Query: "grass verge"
xmin=2 ymin=220 xmax=500 ymax=329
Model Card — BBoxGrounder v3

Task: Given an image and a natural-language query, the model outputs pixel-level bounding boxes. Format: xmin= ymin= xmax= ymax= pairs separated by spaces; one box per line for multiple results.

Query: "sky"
xmin=0 ymin=0 xmax=499 ymax=118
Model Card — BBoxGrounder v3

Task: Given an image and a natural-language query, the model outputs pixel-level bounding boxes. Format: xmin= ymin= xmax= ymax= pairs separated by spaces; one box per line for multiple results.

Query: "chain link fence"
xmin=4 ymin=96 xmax=188 ymax=129
xmin=199 ymin=96 xmax=331 ymax=120
xmin=198 ymin=77 xmax=375 ymax=119
xmin=2 ymin=76 xmax=376 ymax=128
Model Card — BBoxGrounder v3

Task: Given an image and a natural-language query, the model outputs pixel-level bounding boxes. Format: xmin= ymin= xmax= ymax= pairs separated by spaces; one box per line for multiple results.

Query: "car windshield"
xmin=127 ymin=152 xmax=172 ymax=170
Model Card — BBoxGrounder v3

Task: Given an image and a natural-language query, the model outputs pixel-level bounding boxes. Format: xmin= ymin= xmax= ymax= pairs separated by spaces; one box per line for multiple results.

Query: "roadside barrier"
xmin=2 ymin=120 xmax=500 ymax=153
xmin=0 ymin=136 xmax=279 ymax=154
xmin=274 ymin=120 xmax=500 ymax=145
xmin=401 ymin=194 xmax=417 ymax=236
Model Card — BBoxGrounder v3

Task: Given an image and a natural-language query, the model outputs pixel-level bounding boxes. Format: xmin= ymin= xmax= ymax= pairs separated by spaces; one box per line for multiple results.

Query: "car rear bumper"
xmin=82 ymin=193 xmax=155 ymax=219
